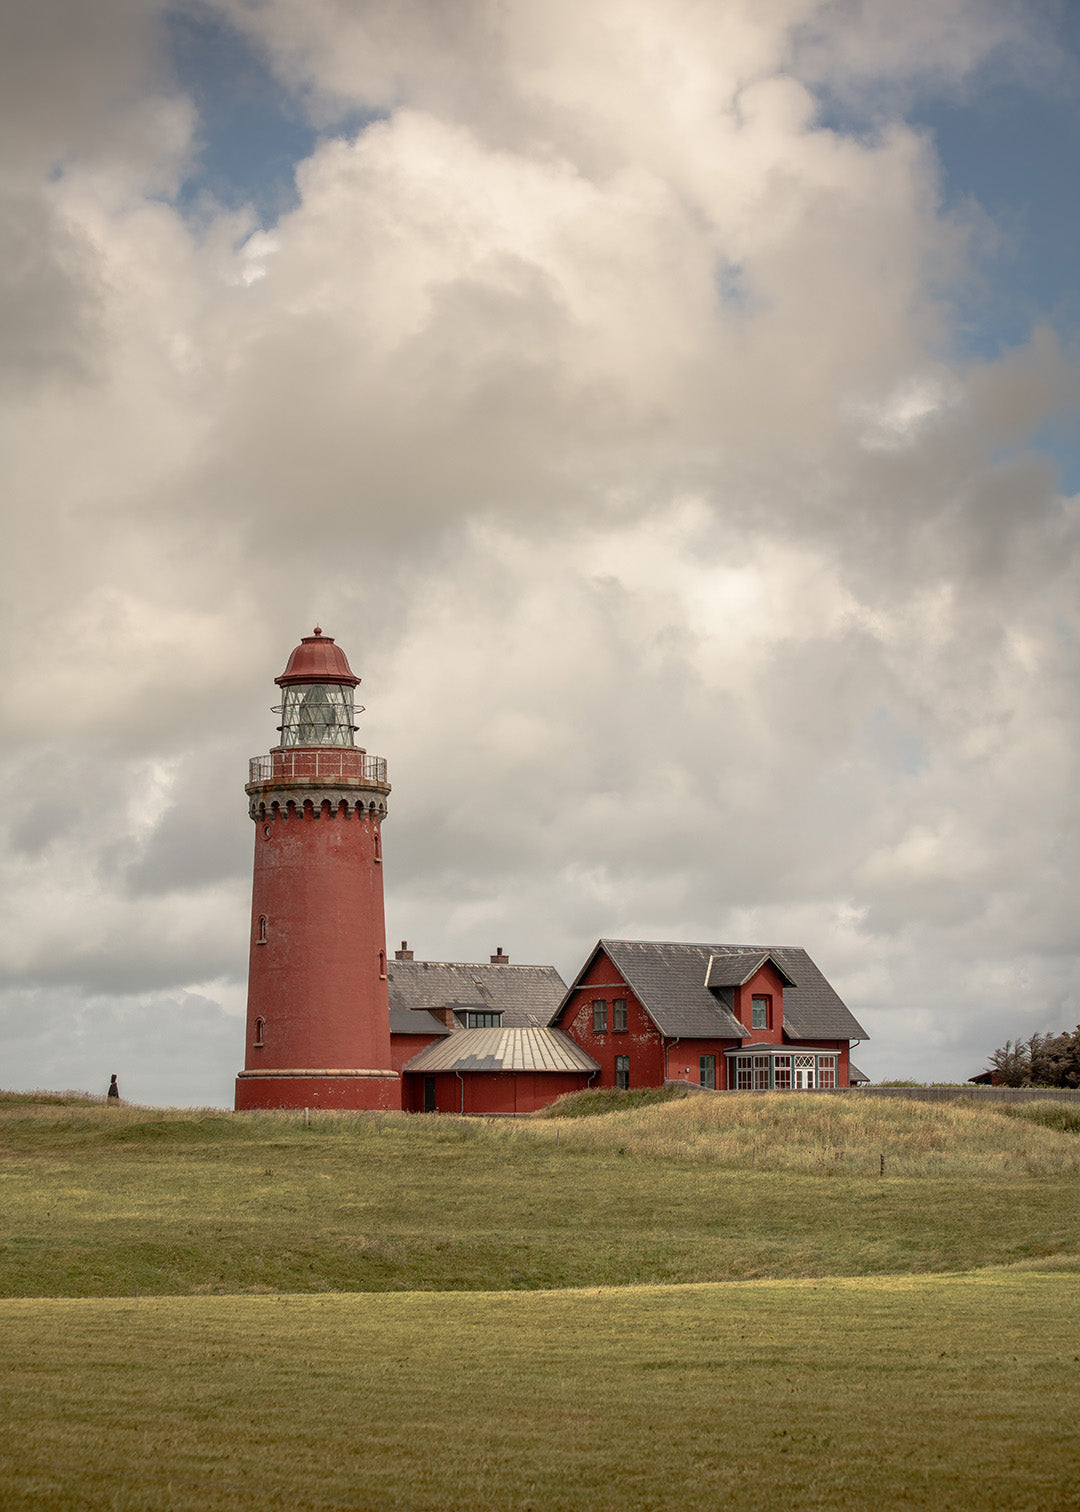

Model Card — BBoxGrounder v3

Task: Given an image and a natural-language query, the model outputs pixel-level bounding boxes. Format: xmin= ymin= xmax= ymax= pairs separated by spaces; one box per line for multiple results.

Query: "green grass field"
xmin=3 ymin=1271 xmax=1078 ymax=1510
xmin=2 ymin=1092 xmax=1079 ymax=1509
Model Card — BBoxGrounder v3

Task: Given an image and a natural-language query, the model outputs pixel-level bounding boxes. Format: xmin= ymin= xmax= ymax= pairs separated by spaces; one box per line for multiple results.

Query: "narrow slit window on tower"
xmin=257 ymin=916 xmax=267 ymax=944
xmin=373 ymin=827 xmax=382 ymax=861
xmin=378 ymin=950 xmax=387 ymax=979
xmin=254 ymin=1017 xmax=264 ymax=1047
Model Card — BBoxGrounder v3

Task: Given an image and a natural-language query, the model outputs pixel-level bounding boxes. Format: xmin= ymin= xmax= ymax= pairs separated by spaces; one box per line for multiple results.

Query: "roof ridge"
xmin=601 ymin=937 xmax=803 ymax=950
xmin=390 ymin=959 xmax=559 ymax=970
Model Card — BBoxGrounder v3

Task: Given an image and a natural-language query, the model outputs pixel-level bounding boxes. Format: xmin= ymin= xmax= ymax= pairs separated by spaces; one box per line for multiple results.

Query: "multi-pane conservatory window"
xmin=732 ymin=1051 xmax=838 ymax=1090
xmin=278 ymin=683 xmax=357 ymax=747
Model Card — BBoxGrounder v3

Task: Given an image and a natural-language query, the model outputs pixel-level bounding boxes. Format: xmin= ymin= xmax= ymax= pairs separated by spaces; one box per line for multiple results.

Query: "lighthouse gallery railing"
xmin=248 ymin=749 xmax=388 ymax=785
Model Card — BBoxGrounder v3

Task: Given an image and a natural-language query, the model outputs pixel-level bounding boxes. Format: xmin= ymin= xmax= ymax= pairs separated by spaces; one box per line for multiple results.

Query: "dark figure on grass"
xmin=107 ymin=1074 xmax=119 ymax=1102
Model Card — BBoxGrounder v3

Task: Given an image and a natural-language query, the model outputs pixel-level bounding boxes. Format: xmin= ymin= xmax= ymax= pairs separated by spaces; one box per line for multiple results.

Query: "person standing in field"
xmin=107 ymin=1074 xmax=119 ymax=1102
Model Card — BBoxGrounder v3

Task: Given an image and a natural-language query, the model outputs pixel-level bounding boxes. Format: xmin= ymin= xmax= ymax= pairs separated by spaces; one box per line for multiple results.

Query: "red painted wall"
xmin=391 ymin=1033 xmax=444 ymax=1073
xmin=730 ymin=962 xmax=787 ymax=1041
xmin=235 ymin=1072 xmax=399 ymax=1110
xmin=556 ymin=950 xmax=667 ymax=1088
xmin=401 ymin=1070 xmax=593 ymax=1114
xmin=241 ymin=796 xmax=398 ymax=1110
xmin=664 ymin=1038 xmax=740 ymax=1085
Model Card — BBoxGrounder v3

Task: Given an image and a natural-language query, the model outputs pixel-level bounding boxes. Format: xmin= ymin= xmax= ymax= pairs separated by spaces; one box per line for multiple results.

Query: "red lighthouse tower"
xmin=235 ymin=629 xmax=400 ymax=1110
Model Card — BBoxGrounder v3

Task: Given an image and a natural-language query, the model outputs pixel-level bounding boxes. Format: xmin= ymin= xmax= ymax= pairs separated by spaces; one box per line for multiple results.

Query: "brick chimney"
xmin=395 ymin=940 xmax=414 ymax=961
xmin=490 ymin=946 xmax=509 ymax=964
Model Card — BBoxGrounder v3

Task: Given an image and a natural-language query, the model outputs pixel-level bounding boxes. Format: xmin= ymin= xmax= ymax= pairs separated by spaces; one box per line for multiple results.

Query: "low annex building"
xmin=553 ymin=939 xmax=869 ymax=1092
xmin=386 ymin=946 xmax=595 ymax=1112
xmin=401 ymin=1026 xmax=598 ymax=1114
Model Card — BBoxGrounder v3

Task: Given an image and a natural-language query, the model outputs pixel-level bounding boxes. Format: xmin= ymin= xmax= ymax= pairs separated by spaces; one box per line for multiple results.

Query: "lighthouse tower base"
xmin=235 ymin=1070 xmax=401 ymax=1111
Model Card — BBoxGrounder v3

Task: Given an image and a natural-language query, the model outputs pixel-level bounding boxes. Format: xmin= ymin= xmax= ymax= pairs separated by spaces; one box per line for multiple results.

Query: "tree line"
xmin=989 ymin=1029 xmax=1080 ymax=1088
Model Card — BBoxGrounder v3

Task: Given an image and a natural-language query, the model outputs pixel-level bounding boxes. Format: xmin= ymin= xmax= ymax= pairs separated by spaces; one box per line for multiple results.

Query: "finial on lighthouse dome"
xmin=274 ymin=628 xmax=361 ymax=748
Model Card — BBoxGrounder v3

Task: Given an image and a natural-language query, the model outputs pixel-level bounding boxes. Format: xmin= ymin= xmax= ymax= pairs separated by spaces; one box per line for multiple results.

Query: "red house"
xmin=553 ymin=939 xmax=868 ymax=1091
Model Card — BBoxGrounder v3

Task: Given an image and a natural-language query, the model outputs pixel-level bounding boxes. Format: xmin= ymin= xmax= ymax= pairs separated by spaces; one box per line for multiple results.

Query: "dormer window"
xmin=752 ymin=995 xmax=771 ymax=1030
xmin=462 ymin=1010 xmax=501 ymax=1028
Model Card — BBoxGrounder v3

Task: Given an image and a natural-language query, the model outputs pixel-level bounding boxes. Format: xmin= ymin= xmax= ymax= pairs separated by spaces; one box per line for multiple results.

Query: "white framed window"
xmin=794 ymin=1053 xmax=816 ymax=1090
xmin=773 ymin=1054 xmax=792 ymax=1090
xmin=817 ymin=1055 xmax=837 ymax=1089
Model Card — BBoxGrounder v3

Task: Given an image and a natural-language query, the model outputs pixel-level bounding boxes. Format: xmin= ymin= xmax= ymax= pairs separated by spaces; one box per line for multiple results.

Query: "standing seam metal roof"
xmin=401 ymin=1027 xmax=599 ymax=1075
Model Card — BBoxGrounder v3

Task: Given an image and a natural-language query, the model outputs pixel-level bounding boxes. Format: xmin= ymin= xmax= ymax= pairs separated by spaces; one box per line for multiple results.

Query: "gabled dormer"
xmin=705 ymin=951 xmax=797 ymax=1043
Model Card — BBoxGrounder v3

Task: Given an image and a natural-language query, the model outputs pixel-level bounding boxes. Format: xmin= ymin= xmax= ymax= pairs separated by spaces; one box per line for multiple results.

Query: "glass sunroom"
xmin=724 ymin=1047 xmax=837 ymax=1090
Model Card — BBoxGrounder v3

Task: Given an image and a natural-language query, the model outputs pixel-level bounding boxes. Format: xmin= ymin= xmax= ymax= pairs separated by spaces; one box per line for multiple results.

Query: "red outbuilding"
xmin=400 ymin=1026 xmax=598 ymax=1113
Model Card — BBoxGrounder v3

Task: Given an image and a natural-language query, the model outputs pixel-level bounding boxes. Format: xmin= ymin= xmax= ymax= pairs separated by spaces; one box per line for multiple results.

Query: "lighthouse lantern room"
xmin=235 ymin=629 xmax=400 ymax=1110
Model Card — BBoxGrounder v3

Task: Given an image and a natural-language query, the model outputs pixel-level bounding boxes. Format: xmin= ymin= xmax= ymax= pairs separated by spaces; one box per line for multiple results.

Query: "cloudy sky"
xmin=2 ymin=0 xmax=1078 ymax=1106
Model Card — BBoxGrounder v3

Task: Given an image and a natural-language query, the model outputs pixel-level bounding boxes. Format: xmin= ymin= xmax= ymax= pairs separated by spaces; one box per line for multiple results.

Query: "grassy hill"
xmin=1 ymin=1090 xmax=1077 ymax=1297
xmin=3 ymin=1091 xmax=1078 ymax=1510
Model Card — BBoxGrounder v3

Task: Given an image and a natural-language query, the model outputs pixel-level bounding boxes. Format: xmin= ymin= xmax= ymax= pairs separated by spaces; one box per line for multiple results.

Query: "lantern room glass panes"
xmin=278 ymin=684 xmax=356 ymax=747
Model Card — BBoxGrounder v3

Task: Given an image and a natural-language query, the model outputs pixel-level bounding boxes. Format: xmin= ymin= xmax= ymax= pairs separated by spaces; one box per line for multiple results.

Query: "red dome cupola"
xmin=276 ymin=627 xmax=360 ymax=687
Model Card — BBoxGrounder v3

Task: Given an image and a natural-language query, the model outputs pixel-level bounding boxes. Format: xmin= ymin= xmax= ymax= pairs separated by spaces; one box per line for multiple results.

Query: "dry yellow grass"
xmin=523 ymin=1090 xmax=1080 ymax=1176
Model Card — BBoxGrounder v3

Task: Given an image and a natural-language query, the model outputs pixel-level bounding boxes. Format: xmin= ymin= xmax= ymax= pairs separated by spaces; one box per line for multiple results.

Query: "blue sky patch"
xmin=164 ymin=5 xmax=319 ymax=226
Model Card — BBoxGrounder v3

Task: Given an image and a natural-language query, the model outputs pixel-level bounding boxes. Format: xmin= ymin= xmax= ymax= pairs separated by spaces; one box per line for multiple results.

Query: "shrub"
xmin=542 ymin=1084 xmax=692 ymax=1119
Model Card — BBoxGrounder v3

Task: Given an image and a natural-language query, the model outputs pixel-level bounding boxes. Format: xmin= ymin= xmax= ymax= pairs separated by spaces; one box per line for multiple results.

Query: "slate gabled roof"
xmin=387 ymin=960 xmax=566 ymax=1028
xmin=402 ymin=1027 xmax=599 ymax=1075
xmin=389 ymin=1009 xmax=451 ymax=1036
xmin=556 ymin=939 xmax=867 ymax=1043
xmin=704 ymin=950 xmax=797 ymax=989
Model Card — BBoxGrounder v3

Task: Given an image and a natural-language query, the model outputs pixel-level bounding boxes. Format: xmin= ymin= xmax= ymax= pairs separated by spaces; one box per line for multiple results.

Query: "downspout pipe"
xmin=455 ymin=1070 xmax=465 ymax=1115
xmin=666 ymin=1038 xmax=680 ymax=1084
